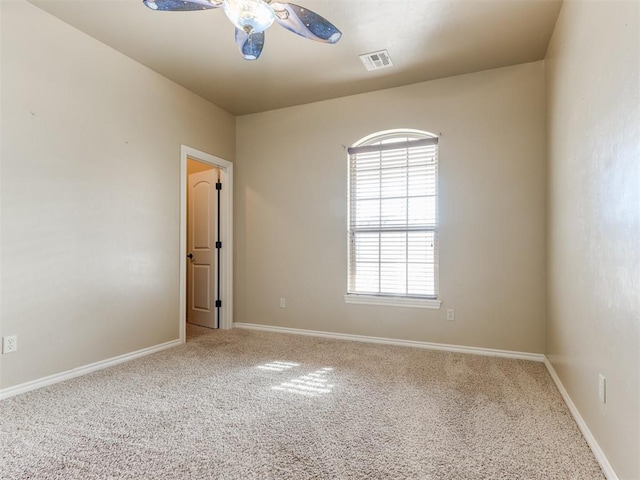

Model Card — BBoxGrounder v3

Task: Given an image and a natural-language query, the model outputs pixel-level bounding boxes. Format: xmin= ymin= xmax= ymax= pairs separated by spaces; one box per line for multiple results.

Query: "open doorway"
xmin=179 ymin=146 xmax=233 ymax=344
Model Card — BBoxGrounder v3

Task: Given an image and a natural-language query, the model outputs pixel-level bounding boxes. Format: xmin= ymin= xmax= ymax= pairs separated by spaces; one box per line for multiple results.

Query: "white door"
xmin=187 ymin=169 xmax=218 ymax=328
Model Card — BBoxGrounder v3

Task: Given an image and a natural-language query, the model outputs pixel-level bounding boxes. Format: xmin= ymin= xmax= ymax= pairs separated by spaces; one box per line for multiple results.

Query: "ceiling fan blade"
xmin=270 ymin=2 xmax=341 ymax=44
xmin=142 ymin=0 xmax=221 ymax=11
xmin=235 ymin=29 xmax=265 ymax=60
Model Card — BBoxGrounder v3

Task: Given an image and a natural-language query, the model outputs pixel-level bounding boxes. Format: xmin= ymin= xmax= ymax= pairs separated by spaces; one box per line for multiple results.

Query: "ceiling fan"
xmin=142 ymin=0 xmax=342 ymax=60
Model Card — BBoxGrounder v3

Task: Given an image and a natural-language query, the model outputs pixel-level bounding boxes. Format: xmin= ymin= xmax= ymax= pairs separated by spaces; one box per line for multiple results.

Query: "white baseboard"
xmin=0 ymin=339 xmax=182 ymax=400
xmin=543 ymin=358 xmax=618 ymax=480
xmin=233 ymin=322 xmax=545 ymax=362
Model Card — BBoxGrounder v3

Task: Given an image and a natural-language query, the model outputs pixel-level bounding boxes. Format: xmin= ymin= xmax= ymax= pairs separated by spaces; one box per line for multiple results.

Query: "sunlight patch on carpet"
xmin=272 ymin=367 xmax=335 ymax=396
xmin=256 ymin=360 xmax=300 ymax=372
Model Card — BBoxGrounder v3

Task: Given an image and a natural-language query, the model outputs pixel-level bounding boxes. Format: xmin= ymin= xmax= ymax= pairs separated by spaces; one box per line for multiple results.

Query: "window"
xmin=346 ymin=130 xmax=440 ymax=308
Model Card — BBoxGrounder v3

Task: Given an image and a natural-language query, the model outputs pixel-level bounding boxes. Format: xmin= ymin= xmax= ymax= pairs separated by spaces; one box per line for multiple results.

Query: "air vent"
xmin=359 ymin=50 xmax=393 ymax=71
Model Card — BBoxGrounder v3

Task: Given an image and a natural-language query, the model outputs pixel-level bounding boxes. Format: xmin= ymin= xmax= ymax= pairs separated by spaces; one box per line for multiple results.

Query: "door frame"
xmin=179 ymin=145 xmax=233 ymax=343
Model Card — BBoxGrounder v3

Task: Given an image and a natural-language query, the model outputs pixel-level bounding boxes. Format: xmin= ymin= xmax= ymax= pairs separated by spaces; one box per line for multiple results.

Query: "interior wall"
xmin=545 ymin=1 xmax=640 ymax=478
xmin=235 ymin=62 xmax=547 ymax=353
xmin=0 ymin=0 xmax=235 ymax=389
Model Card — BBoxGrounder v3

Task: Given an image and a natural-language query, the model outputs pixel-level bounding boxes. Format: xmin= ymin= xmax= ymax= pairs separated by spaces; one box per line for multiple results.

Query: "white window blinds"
xmin=348 ymin=134 xmax=439 ymax=298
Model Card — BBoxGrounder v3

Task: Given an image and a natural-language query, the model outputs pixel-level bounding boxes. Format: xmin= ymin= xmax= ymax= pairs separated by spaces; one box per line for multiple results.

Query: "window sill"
xmin=344 ymin=294 xmax=442 ymax=309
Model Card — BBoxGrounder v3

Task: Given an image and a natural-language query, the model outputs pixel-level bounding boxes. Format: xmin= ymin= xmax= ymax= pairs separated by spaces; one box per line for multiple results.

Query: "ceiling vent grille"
xmin=359 ymin=50 xmax=393 ymax=71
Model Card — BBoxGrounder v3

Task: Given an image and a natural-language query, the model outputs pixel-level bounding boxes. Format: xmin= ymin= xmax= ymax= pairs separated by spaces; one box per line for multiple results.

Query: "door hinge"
xmin=215 ymin=182 xmax=222 ymax=191
xmin=215 ymin=300 xmax=222 ymax=308
xmin=215 ymin=241 xmax=222 ymax=249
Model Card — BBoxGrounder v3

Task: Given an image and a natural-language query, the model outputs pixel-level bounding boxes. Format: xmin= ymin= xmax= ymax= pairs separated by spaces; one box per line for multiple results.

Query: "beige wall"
xmin=0 ymin=0 xmax=235 ymax=389
xmin=545 ymin=1 xmax=640 ymax=478
xmin=235 ymin=62 xmax=547 ymax=353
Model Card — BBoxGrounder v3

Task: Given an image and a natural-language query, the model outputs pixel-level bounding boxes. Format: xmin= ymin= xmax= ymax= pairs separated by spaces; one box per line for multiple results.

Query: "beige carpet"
xmin=1 ymin=326 xmax=604 ymax=479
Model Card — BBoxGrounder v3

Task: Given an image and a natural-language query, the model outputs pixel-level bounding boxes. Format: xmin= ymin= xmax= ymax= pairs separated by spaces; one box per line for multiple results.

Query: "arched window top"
xmin=348 ymin=129 xmax=438 ymax=156
xmin=351 ymin=129 xmax=438 ymax=149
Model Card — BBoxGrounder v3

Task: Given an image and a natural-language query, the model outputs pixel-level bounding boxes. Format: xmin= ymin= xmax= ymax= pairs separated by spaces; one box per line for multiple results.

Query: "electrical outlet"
xmin=598 ymin=374 xmax=607 ymax=404
xmin=2 ymin=335 xmax=18 ymax=354
xmin=279 ymin=298 xmax=286 ymax=309
xmin=446 ymin=309 xmax=455 ymax=321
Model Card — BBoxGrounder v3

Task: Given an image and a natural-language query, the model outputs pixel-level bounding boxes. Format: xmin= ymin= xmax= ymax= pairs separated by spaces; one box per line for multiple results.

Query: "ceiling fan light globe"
xmin=222 ymin=0 xmax=275 ymax=34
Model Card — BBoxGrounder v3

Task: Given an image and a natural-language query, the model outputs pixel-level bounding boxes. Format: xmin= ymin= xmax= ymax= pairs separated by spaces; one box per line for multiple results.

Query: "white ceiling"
xmin=29 ymin=0 xmax=562 ymax=115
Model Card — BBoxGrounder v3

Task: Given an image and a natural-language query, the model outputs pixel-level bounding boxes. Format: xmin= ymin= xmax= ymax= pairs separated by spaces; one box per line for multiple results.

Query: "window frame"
xmin=345 ymin=129 xmax=442 ymax=309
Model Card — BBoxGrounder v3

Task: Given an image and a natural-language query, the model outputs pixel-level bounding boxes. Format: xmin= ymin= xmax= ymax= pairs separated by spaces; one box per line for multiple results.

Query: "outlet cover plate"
xmin=2 ymin=335 xmax=18 ymax=354
xmin=598 ymin=373 xmax=606 ymax=404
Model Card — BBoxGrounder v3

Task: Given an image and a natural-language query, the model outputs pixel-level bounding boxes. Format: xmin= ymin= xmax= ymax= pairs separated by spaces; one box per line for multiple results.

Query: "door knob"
xmin=187 ymin=253 xmax=194 ymax=259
